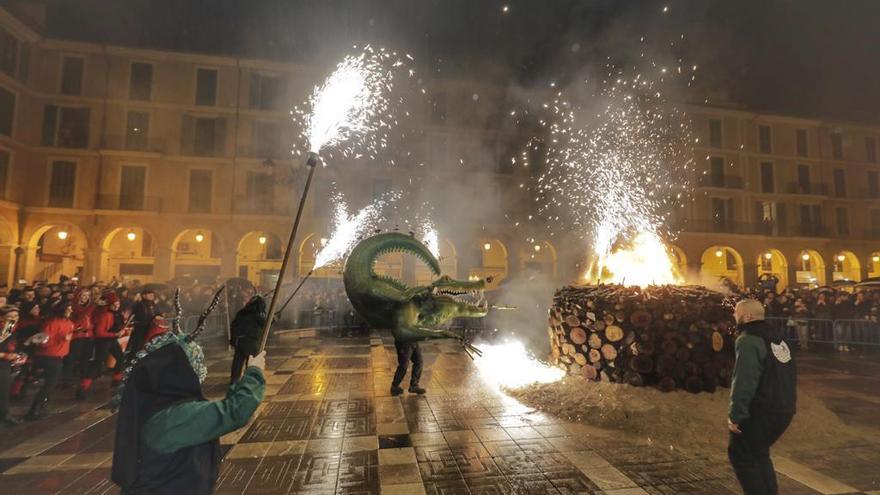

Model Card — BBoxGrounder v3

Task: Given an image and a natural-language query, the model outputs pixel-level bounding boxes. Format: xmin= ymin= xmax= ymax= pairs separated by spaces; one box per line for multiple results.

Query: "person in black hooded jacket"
xmin=112 ymin=336 xmax=265 ymax=495
xmin=229 ymin=295 xmax=267 ymax=383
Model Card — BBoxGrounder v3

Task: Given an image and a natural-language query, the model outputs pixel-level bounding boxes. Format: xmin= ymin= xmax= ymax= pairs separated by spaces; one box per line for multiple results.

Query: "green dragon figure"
xmin=343 ymin=233 xmax=489 ymax=343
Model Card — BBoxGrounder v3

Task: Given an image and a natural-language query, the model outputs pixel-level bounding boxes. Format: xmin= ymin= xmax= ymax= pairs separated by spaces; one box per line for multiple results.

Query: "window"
xmin=867 ymin=137 xmax=877 ymax=163
xmin=796 ymin=129 xmax=808 ymax=157
xmin=119 ymin=165 xmax=146 ymax=210
xmin=245 ymin=171 xmax=274 ymax=212
xmin=711 ymin=197 xmax=734 ymax=232
xmin=797 ymin=164 xmax=811 ymax=194
xmin=709 ymin=157 xmax=724 ymax=187
xmin=252 ymin=121 xmax=279 ymax=157
xmin=0 ymin=86 xmax=14 ymax=136
xmin=869 ymin=171 xmax=879 ymax=198
xmin=125 ymin=111 xmax=149 ymax=150
xmin=17 ymin=43 xmax=28 ymax=82
xmin=0 ymin=28 xmax=18 ymax=77
xmin=60 ymin=56 xmax=84 ymax=95
xmin=833 ymin=168 xmax=846 ymax=197
xmin=181 ymin=115 xmax=225 ymax=156
xmin=836 ymin=207 xmax=849 ymax=236
xmin=872 ymin=210 xmax=880 ymax=235
xmin=188 ymin=169 xmax=212 ymax=213
xmin=708 ymin=119 xmax=722 ymax=148
xmin=831 ymin=131 xmax=843 ymax=159
xmin=758 ymin=125 xmax=772 ymax=153
xmin=800 ymin=204 xmax=822 ymax=230
xmin=129 ymin=62 xmax=153 ymax=101
xmin=42 ymin=105 xmax=90 ymax=148
xmin=0 ymin=149 xmax=8 ymax=199
xmin=249 ymin=73 xmax=282 ymax=110
xmin=195 ymin=68 xmax=217 ymax=106
xmin=48 ymin=160 xmax=76 ymax=207
xmin=756 ymin=201 xmax=786 ymax=235
xmin=760 ymin=162 xmax=774 ymax=193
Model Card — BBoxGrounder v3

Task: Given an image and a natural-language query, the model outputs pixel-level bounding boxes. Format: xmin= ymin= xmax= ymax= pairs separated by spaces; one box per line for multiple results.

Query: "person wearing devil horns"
xmin=111 ymin=327 xmax=266 ymax=494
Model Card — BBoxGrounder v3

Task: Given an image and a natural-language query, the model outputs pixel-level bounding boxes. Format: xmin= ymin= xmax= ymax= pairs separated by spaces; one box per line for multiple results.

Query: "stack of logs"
xmin=548 ymin=285 xmax=737 ymax=393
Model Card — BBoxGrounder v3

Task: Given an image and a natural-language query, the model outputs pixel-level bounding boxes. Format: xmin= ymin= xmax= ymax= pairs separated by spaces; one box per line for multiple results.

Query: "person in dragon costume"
xmin=111 ymin=287 xmax=266 ymax=495
xmin=344 ymin=233 xmax=490 ymax=396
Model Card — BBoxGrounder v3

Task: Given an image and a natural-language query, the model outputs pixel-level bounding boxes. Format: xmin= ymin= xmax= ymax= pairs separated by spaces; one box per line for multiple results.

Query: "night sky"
xmin=41 ymin=0 xmax=880 ymax=122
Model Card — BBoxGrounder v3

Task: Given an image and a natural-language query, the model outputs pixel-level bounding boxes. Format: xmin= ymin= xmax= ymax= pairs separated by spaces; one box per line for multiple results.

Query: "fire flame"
xmin=591 ymin=231 xmax=683 ymax=287
xmin=474 ymin=340 xmax=564 ymax=388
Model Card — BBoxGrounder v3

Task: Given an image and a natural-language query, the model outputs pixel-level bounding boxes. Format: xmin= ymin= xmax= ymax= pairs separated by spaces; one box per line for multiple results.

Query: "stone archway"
xmin=470 ymin=237 xmax=508 ymax=289
xmin=831 ymin=250 xmax=861 ymax=282
xmin=796 ymin=249 xmax=825 ymax=287
xmin=100 ymin=227 xmax=157 ymax=284
xmin=519 ymin=240 xmax=558 ymax=277
xmin=25 ymin=224 xmax=88 ymax=283
xmin=757 ymin=248 xmax=788 ymax=291
xmin=700 ymin=245 xmax=744 ymax=287
xmin=171 ymin=229 xmax=223 ymax=283
xmin=237 ymin=231 xmax=283 ymax=289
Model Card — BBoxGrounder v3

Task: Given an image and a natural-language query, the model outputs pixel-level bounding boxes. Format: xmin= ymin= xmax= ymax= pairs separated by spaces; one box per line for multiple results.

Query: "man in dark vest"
xmin=112 ymin=331 xmax=266 ymax=494
xmin=728 ymin=299 xmax=797 ymax=495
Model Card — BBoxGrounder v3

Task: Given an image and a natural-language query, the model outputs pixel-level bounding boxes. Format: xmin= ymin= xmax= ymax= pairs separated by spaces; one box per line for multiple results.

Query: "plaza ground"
xmin=0 ymin=329 xmax=878 ymax=494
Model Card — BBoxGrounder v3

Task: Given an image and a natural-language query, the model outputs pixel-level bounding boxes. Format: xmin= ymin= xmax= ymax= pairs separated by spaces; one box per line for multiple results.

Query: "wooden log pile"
xmin=548 ymin=284 xmax=737 ymax=393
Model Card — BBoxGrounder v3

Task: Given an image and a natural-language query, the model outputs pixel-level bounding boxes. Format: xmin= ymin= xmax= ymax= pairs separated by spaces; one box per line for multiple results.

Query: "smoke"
xmin=480 ymin=271 xmax=557 ymax=357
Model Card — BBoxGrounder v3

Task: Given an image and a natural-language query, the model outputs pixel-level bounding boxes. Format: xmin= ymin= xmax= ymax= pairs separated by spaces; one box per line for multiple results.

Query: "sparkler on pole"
xmin=258 ymin=48 xmax=408 ymax=352
xmin=274 ymin=270 xmax=314 ymax=318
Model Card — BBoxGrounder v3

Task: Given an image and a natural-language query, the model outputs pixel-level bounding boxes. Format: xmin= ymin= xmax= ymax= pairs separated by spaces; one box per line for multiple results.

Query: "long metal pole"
xmin=259 ymin=153 xmax=318 ymax=352
xmin=275 ymin=269 xmax=314 ymax=317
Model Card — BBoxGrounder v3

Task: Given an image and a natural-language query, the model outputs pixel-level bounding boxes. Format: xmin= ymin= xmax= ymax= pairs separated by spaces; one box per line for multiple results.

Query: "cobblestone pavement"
xmin=0 ymin=329 xmax=878 ymax=494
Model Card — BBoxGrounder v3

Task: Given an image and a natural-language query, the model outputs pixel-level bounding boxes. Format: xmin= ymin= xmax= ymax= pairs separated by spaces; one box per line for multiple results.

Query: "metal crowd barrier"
xmin=765 ymin=316 xmax=880 ymax=348
xmin=182 ymin=313 xmax=230 ymax=341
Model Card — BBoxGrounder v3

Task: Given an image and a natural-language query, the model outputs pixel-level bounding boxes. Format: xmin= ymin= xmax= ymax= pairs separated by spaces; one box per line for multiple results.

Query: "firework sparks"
xmin=474 ymin=340 xmax=564 ymax=389
xmin=294 ymin=46 xmax=411 ymax=161
xmin=313 ymin=194 xmax=391 ymax=270
xmin=421 ymin=224 xmax=440 ymax=258
xmin=535 ymin=63 xmax=695 ymax=285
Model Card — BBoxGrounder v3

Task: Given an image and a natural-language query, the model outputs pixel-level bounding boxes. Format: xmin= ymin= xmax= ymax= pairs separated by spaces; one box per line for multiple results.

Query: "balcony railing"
xmin=96 ymin=194 xmax=162 ymax=212
xmin=786 ymin=182 xmax=829 ymax=196
xmin=674 ymin=219 xmax=753 ymax=235
xmin=234 ymin=197 xmax=288 ymax=216
xmin=697 ymin=175 xmax=744 ymax=189
xmin=792 ymin=224 xmax=831 ymax=237
xmin=101 ymin=135 xmax=167 ymax=153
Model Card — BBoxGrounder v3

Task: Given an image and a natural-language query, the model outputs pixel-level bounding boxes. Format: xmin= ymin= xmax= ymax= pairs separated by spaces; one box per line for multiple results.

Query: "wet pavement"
xmin=0 ymin=329 xmax=878 ymax=494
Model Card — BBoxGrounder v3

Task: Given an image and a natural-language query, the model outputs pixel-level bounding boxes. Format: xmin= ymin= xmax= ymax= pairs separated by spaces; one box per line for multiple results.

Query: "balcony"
xmin=102 ymin=135 xmax=167 ymax=153
xmin=786 ymin=182 xmax=829 ymax=196
xmin=234 ymin=196 xmax=288 ymax=216
xmin=697 ymin=175 xmax=744 ymax=189
xmin=96 ymin=194 xmax=162 ymax=212
xmin=793 ymin=224 xmax=831 ymax=237
xmin=858 ymin=189 xmax=880 ymax=200
xmin=675 ymin=219 xmax=753 ymax=235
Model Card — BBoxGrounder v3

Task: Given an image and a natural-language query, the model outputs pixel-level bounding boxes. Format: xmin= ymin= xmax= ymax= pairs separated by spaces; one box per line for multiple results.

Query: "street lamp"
xmin=764 ymin=252 xmax=772 ymax=260
xmin=837 ymin=254 xmax=845 ymax=262
xmin=484 ymin=242 xmax=492 ymax=251
xmin=258 ymin=234 xmax=267 ymax=245
xmin=802 ymin=253 xmax=810 ymax=261
xmin=127 ymin=229 xmax=137 ymax=241
xmin=195 ymin=232 xmax=205 ymax=243
xmin=714 ymin=249 xmax=723 ymax=258
xmin=873 ymin=255 xmax=880 ymax=263
xmin=534 ymin=244 xmax=541 ymax=252
xmin=57 ymin=230 xmax=69 ymax=240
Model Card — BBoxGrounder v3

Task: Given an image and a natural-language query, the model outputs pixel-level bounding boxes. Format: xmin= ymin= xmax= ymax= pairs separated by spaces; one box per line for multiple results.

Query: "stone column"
xmin=153 ymin=247 xmax=174 ymax=282
xmin=80 ymin=248 xmax=104 ymax=284
xmin=220 ymin=251 xmax=238 ymax=279
xmin=742 ymin=263 xmax=758 ymax=289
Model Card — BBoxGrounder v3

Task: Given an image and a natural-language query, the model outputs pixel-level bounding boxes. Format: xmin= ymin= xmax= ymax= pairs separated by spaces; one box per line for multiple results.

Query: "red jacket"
xmin=93 ymin=307 xmax=124 ymax=340
xmin=71 ymin=301 xmax=94 ymax=340
xmin=34 ymin=317 xmax=75 ymax=358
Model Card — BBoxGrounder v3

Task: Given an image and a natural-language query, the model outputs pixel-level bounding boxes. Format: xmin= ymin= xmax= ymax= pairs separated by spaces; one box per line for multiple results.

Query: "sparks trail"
xmin=533 ymin=63 xmax=696 ymax=285
xmin=291 ymin=46 xmax=414 ymax=162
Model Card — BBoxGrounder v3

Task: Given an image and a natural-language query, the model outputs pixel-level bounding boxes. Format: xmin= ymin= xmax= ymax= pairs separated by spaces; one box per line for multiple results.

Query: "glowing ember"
xmin=313 ymin=195 xmax=390 ymax=270
xmin=421 ymin=224 xmax=440 ymax=258
xmin=296 ymin=46 xmax=410 ymax=160
xmin=533 ymin=58 xmax=695 ymax=281
xmin=474 ymin=341 xmax=564 ymax=389
xmin=591 ymin=231 xmax=683 ymax=286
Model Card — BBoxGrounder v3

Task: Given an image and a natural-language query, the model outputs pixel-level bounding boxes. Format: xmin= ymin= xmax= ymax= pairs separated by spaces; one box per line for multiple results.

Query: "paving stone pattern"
xmin=0 ymin=329 xmax=877 ymax=494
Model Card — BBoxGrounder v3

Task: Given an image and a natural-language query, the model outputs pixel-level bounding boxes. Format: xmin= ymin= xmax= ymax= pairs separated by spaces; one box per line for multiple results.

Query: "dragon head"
xmin=416 ymin=275 xmax=490 ymax=325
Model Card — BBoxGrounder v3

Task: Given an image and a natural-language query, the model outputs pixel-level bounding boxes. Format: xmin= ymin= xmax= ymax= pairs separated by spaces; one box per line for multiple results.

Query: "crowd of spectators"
xmin=742 ymin=283 xmax=880 ymax=352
